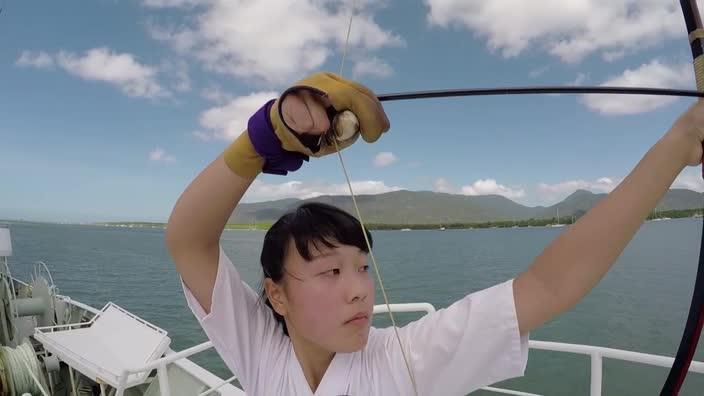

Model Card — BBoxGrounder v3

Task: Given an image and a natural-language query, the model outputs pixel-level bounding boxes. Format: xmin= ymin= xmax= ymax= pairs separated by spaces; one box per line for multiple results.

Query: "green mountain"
xmin=229 ymin=189 xmax=704 ymax=225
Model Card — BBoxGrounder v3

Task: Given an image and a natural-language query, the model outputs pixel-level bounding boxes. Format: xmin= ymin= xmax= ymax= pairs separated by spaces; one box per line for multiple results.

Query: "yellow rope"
xmin=333 ymin=2 xmax=419 ymax=394
xmin=689 ymin=28 xmax=704 ymax=43
xmin=694 ymin=55 xmax=704 ymax=91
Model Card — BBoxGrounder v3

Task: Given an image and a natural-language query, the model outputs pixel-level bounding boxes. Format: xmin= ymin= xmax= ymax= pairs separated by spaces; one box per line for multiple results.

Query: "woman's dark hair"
xmin=259 ymin=202 xmax=373 ymax=336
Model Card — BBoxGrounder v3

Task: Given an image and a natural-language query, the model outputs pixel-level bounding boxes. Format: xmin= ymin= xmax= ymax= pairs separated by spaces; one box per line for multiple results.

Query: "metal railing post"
xmin=158 ymin=363 xmax=171 ymax=396
xmin=590 ymin=352 xmax=603 ymax=396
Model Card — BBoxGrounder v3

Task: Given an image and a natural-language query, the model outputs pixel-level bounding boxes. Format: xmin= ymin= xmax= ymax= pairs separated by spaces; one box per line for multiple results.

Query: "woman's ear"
xmin=264 ymin=278 xmax=288 ymax=316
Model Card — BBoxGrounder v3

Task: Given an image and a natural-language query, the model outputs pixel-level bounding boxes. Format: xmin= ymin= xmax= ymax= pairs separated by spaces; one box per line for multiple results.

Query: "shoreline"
xmin=4 ymin=207 xmax=702 ymax=231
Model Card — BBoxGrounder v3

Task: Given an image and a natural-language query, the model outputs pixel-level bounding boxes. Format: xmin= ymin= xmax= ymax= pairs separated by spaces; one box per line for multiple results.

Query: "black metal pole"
xmin=375 ymin=86 xmax=704 ymax=102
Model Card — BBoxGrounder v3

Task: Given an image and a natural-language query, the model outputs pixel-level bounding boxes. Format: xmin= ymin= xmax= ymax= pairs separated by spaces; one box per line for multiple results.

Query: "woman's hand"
xmin=666 ymin=99 xmax=704 ymax=167
xmin=281 ymin=90 xmax=332 ymax=136
xmin=223 ymin=72 xmax=389 ymax=178
xmin=273 ymin=72 xmax=390 ymax=155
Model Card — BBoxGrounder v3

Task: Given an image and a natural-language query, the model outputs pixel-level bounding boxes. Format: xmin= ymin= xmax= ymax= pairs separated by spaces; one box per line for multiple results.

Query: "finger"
xmin=319 ymin=73 xmax=389 ymax=142
xmin=282 ymin=93 xmax=314 ymax=134
xmin=348 ymin=94 xmax=390 ymax=143
xmin=281 ymin=91 xmax=331 ymax=135
xmin=300 ymin=90 xmax=330 ymax=135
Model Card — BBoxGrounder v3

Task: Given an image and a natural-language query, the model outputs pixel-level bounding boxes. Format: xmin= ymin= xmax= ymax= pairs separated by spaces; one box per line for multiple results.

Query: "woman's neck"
xmin=290 ymin=333 xmax=335 ymax=392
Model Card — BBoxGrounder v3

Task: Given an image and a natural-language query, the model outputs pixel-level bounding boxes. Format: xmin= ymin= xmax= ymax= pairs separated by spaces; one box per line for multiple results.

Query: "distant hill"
xmin=229 ymin=188 xmax=704 ymax=224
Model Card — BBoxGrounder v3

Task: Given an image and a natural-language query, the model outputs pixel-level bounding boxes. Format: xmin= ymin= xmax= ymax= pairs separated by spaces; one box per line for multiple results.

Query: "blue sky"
xmin=2 ymin=0 xmax=703 ymax=223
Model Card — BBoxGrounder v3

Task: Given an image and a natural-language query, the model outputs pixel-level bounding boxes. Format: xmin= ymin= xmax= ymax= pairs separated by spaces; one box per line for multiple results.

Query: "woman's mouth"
xmin=344 ymin=313 xmax=369 ymax=325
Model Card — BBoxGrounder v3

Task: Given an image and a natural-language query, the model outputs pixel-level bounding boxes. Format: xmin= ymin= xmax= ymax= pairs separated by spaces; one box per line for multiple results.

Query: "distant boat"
xmin=650 ymin=207 xmax=668 ymax=222
xmin=401 ymin=228 xmax=412 ymax=231
xmin=439 ymin=227 xmax=446 ymax=231
xmin=548 ymin=208 xmax=565 ymax=227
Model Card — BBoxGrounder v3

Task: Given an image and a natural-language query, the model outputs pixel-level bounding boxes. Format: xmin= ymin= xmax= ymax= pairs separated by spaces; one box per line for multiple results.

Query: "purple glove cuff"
xmin=248 ymin=99 xmax=309 ymax=175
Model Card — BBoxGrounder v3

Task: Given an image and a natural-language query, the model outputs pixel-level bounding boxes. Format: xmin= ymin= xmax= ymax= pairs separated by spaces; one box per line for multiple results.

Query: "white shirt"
xmin=182 ymin=245 xmax=529 ymax=396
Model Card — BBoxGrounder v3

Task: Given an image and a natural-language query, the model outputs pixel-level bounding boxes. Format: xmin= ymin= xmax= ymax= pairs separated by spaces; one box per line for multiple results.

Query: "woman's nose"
xmin=346 ymin=272 xmax=368 ymax=303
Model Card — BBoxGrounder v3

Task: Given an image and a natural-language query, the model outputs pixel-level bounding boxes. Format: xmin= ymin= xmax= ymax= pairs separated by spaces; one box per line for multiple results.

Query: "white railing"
xmin=114 ymin=341 xmax=244 ymax=396
xmin=521 ymin=340 xmax=704 ymax=396
xmin=52 ymin=297 xmax=704 ymax=396
xmin=373 ymin=302 xmax=436 ymax=315
xmin=379 ymin=303 xmax=704 ymax=396
xmin=51 ymin=295 xmax=242 ymax=396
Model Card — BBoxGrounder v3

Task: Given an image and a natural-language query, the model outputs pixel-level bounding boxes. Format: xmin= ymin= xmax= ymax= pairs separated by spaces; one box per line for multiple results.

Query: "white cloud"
xmin=529 ymin=65 xmax=550 ymax=78
xmin=149 ymin=148 xmax=175 ymax=162
xmin=373 ymin=152 xmax=398 ymax=167
xmin=434 ymin=177 xmax=454 ymax=193
xmin=192 ymin=130 xmax=214 ymax=142
xmin=55 ymin=47 xmax=167 ymax=98
xmin=243 ymin=179 xmax=403 ymax=202
xmin=200 ymin=85 xmax=233 ymax=104
xmin=433 ymin=177 xmax=524 ymax=199
xmin=603 ymin=49 xmax=627 ymax=62
xmin=425 ymin=0 xmax=688 ymax=63
xmin=581 ymin=60 xmax=694 ymax=115
xmin=537 ymin=177 xmax=619 ymax=203
xmin=460 ymin=178 xmax=525 ymax=199
xmin=435 ymin=172 xmax=701 ymax=206
xmin=15 ymin=51 xmax=54 ymax=68
xmin=18 ymin=48 xmax=189 ymax=97
xmin=673 ymin=168 xmax=704 ymax=192
xmin=141 ymin=0 xmax=203 ymax=7
xmin=534 ymin=171 xmax=704 ymax=203
xmin=571 ymin=73 xmax=588 ymax=86
xmin=161 ymin=60 xmax=191 ymax=92
xmin=198 ymin=91 xmax=278 ymax=141
xmin=353 ymin=57 xmax=393 ymax=78
xmin=146 ymin=0 xmax=403 ymax=85
xmin=147 ymin=24 xmax=198 ymax=54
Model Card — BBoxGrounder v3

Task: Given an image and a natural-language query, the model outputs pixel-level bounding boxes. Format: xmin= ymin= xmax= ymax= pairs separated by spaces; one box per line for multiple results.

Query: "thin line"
xmin=334 ymin=1 xmax=418 ymax=394
xmin=338 ymin=1 xmax=354 ymax=77
xmin=331 ymin=138 xmax=419 ymax=394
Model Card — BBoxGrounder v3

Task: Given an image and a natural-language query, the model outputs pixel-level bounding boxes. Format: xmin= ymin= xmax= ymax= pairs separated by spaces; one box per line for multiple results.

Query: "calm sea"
xmin=5 ymin=219 xmax=704 ymax=395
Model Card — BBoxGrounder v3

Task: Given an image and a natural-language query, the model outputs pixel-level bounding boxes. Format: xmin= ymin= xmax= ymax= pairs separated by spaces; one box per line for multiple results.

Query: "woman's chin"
xmin=335 ymin=328 xmax=370 ymax=353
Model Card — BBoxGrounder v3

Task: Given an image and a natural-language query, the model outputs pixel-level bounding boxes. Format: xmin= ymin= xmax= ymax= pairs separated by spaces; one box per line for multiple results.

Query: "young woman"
xmin=166 ymin=72 xmax=704 ymax=395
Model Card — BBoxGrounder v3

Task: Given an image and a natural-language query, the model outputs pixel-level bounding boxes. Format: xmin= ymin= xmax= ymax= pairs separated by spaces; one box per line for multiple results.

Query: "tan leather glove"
xmin=223 ymin=72 xmax=389 ymax=178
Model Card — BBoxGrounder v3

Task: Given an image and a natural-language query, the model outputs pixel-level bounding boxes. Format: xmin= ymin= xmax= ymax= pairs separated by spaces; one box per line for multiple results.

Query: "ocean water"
xmin=5 ymin=218 xmax=704 ymax=395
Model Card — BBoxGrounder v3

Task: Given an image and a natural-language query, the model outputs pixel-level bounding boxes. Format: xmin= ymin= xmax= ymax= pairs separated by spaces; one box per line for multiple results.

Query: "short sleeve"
xmin=386 ymin=279 xmax=529 ymax=395
xmin=181 ymin=245 xmax=287 ymax=391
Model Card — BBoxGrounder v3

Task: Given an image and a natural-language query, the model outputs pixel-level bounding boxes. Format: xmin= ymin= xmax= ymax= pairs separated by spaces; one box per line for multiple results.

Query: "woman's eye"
xmin=322 ymin=268 xmax=340 ymax=276
xmin=360 ymin=265 xmax=370 ymax=272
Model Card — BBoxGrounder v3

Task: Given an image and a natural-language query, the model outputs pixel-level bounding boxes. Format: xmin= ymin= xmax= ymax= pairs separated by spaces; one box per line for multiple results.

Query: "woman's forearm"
xmin=166 ymin=155 xmax=254 ymax=251
xmin=515 ymin=132 xmax=690 ymax=332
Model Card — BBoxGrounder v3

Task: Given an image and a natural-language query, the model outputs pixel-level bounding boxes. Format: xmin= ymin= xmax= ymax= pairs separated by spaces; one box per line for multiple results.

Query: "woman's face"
xmin=275 ymin=240 xmax=375 ymax=353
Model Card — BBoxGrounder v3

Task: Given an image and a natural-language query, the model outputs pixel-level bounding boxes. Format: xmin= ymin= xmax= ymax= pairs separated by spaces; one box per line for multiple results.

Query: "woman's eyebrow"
xmin=309 ymin=246 xmax=365 ymax=261
xmin=310 ymin=249 xmax=341 ymax=261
